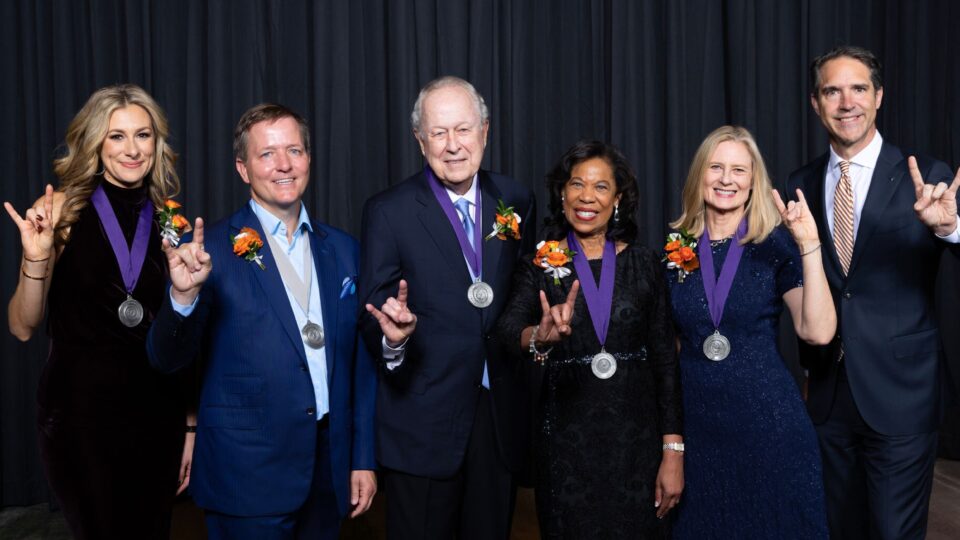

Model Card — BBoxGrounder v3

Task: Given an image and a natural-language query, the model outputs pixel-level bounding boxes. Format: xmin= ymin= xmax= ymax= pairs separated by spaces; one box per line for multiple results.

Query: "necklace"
xmin=710 ymin=236 xmax=732 ymax=247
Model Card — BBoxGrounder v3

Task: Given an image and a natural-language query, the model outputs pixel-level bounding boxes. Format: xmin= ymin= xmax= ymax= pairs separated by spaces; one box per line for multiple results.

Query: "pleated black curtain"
xmin=2 ymin=0 xmax=959 ymax=505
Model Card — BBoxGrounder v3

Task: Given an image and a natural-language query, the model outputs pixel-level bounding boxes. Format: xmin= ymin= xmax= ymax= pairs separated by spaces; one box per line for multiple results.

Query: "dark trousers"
xmin=205 ymin=418 xmax=340 ymax=540
xmin=815 ymin=369 xmax=937 ymax=540
xmin=385 ymin=388 xmax=516 ymax=540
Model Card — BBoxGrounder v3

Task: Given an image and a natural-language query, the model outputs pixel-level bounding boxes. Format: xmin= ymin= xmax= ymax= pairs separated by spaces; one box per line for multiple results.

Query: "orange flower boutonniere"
xmin=157 ymin=199 xmax=192 ymax=247
xmin=533 ymin=240 xmax=576 ymax=285
xmin=485 ymin=200 xmax=522 ymax=241
xmin=662 ymin=229 xmax=699 ymax=282
xmin=231 ymin=227 xmax=266 ymax=270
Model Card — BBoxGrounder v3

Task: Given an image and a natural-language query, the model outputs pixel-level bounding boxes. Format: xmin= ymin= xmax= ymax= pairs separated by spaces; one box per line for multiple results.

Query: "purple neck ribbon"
xmin=567 ymin=232 xmax=616 ymax=348
xmin=426 ymin=167 xmax=483 ymax=279
xmin=90 ymin=184 xmax=153 ymax=295
xmin=697 ymin=219 xmax=748 ymax=330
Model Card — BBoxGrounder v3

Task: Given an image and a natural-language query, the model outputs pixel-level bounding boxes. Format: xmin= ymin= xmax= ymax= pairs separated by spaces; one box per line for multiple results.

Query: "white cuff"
xmin=382 ymin=336 xmax=408 ymax=370
xmin=934 ymin=222 xmax=960 ymax=244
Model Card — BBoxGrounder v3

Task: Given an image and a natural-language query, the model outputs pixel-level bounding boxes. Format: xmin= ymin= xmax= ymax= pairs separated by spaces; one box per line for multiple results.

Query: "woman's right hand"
xmin=4 ymin=184 xmax=56 ymax=261
xmin=536 ymin=280 xmax=580 ymax=344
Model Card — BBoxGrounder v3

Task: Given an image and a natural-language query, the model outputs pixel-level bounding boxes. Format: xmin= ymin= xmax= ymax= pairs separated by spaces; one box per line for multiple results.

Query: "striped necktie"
xmin=833 ymin=160 xmax=854 ymax=275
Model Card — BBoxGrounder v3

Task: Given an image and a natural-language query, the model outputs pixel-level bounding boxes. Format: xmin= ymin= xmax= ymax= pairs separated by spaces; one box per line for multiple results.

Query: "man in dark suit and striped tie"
xmin=788 ymin=46 xmax=960 ymax=540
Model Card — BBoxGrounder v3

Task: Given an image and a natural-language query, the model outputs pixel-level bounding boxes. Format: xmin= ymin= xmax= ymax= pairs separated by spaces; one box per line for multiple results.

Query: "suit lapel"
xmin=229 ymin=207 xmax=307 ymax=365
xmin=479 ymin=172 xmax=504 ymax=329
xmin=309 ymin=225 xmax=339 ymax=384
xmin=414 ymin=171 xmax=475 ymax=284
xmin=848 ymin=143 xmax=904 ymax=276
xmin=805 ymin=156 xmax=845 ymax=285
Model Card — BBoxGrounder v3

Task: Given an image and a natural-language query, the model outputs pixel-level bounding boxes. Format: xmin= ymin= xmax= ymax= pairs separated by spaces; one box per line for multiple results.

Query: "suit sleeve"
xmin=146 ymin=286 xmax=211 ymax=374
xmin=349 ymin=238 xmax=378 ymax=469
xmin=358 ymin=198 xmax=406 ymax=374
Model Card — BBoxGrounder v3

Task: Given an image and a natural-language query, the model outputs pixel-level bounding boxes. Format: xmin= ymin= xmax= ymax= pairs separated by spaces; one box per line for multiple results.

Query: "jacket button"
xmin=843 ymin=291 xmax=852 ymax=299
xmin=306 ymin=407 xmax=316 ymax=415
xmin=301 ymin=364 xmax=308 ymax=372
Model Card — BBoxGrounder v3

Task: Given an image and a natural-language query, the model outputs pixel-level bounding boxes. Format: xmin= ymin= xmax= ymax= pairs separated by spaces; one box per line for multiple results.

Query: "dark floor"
xmin=2 ymin=460 xmax=959 ymax=539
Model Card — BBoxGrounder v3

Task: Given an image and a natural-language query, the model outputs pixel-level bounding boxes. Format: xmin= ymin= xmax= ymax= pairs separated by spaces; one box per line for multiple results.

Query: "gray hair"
xmin=410 ymin=76 xmax=489 ymax=136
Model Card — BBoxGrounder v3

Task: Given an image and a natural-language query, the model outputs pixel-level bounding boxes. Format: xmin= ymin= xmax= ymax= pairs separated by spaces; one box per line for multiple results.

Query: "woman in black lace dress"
xmin=5 ymin=85 xmax=192 ymax=539
xmin=496 ymin=140 xmax=683 ymax=539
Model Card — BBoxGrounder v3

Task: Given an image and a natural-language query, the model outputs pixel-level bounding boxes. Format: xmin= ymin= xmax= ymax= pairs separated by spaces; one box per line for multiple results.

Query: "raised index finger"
xmin=396 ymin=279 xmax=409 ymax=304
xmin=564 ymin=279 xmax=581 ymax=307
xmin=43 ymin=184 xmax=54 ymax=218
xmin=192 ymin=217 xmax=205 ymax=245
xmin=908 ymin=156 xmax=925 ymax=198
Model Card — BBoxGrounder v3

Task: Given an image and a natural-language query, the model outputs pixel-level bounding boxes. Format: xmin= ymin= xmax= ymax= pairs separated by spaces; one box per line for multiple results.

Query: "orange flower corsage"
xmin=231 ymin=227 xmax=266 ymax=269
xmin=533 ymin=240 xmax=576 ymax=285
xmin=157 ymin=199 xmax=192 ymax=247
xmin=662 ymin=229 xmax=699 ymax=282
xmin=485 ymin=199 xmax=522 ymax=241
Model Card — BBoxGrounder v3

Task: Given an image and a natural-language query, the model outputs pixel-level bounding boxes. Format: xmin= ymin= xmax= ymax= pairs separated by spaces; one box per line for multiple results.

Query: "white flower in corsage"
xmin=533 ymin=240 xmax=576 ymax=285
xmin=662 ymin=229 xmax=699 ymax=283
xmin=485 ymin=199 xmax=522 ymax=241
xmin=157 ymin=199 xmax=192 ymax=247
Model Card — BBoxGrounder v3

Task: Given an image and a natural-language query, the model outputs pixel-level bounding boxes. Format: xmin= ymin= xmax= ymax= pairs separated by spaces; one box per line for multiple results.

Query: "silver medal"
xmin=302 ymin=321 xmax=325 ymax=348
xmin=467 ymin=281 xmax=494 ymax=308
xmin=702 ymin=331 xmax=731 ymax=361
xmin=118 ymin=295 xmax=144 ymax=328
xmin=591 ymin=350 xmax=617 ymax=379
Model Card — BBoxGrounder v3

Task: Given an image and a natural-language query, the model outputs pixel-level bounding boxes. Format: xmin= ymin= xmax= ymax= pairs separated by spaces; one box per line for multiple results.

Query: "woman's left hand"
xmin=772 ymin=188 xmax=820 ymax=250
xmin=177 ymin=431 xmax=195 ymax=495
xmin=654 ymin=451 xmax=683 ymax=519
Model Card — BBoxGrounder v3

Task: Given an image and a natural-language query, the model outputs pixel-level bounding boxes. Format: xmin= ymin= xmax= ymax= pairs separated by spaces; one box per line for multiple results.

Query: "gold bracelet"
xmin=23 ymin=255 xmax=50 ymax=263
xmin=21 ymin=266 xmax=47 ymax=280
xmin=801 ymin=243 xmax=821 ymax=257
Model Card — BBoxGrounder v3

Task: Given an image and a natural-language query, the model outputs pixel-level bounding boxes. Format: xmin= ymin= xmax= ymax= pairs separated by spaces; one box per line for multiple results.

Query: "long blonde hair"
xmin=53 ymin=84 xmax=179 ymax=246
xmin=670 ymin=125 xmax=780 ymax=244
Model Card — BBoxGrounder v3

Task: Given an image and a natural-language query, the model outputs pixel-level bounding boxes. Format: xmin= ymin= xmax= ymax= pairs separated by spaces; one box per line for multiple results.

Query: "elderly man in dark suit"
xmin=359 ymin=76 xmax=536 ymax=539
xmin=148 ymin=103 xmax=376 ymax=540
xmin=788 ymin=46 xmax=960 ymax=540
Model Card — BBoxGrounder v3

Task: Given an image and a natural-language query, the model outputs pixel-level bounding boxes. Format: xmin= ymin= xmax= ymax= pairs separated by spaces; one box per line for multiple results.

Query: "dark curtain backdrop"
xmin=2 ymin=0 xmax=959 ymax=506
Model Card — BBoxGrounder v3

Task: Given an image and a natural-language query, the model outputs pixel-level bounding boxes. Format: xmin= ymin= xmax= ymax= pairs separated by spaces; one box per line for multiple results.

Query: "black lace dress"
xmin=496 ymin=243 xmax=682 ymax=539
xmin=37 ymin=179 xmax=187 ymax=539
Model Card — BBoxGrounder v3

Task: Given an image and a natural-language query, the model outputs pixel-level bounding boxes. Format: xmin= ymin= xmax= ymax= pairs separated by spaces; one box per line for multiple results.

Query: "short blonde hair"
xmin=53 ymin=84 xmax=179 ymax=246
xmin=670 ymin=125 xmax=780 ymax=244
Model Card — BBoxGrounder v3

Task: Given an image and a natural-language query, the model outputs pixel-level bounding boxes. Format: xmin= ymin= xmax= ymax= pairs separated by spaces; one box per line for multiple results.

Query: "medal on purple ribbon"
xmin=91 ymin=184 xmax=154 ymax=328
xmin=697 ymin=220 xmax=747 ymax=361
xmin=426 ymin=168 xmax=493 ymax=308
xmin=567 ymin=232 xmax=618 ymax=379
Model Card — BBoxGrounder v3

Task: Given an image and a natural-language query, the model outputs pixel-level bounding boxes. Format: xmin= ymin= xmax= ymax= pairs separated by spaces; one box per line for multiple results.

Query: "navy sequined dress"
xmin=668 ymin=227 xmax=827 ymax=539
xmin=496 ymin=244 xmax=682 ymax=539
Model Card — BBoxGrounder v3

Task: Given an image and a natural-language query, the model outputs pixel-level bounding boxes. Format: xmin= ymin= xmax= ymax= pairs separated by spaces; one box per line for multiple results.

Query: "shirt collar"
xmin=248 ymin=199 xmax=313 ymax=237
xmin=444 ymin=173 xmax=480 ymax=205
xmin=828 ymin=131 xmax=884 ymax=172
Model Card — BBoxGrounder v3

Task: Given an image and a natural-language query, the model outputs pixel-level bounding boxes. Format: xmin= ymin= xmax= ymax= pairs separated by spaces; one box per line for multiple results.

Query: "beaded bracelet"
xmin=528 ymin=325 xmax=553 ymax=364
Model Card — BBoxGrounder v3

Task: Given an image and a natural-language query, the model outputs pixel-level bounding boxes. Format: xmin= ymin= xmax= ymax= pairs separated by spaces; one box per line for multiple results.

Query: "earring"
xmin=613 ymin=205 xmax=620 ymax=223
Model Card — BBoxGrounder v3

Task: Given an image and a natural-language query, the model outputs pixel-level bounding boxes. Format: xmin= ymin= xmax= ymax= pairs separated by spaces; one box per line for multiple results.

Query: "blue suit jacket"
xmin=358 ymin=169 xmax=536 ymax=478
xmin=788 ymin=142 xmax=956 ymax=435
xmin=147 ymin=203 xmax=376 ymax=516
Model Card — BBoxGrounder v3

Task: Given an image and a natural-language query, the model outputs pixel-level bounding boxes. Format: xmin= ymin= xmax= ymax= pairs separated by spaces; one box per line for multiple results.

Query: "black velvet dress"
xmin=496 ymin=244 xmax=682 ymax=539
xmin=37 ymin=179 xmax=186 ymax=539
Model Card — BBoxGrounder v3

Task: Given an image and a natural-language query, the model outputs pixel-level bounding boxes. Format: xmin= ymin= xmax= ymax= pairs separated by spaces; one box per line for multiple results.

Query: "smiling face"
xmin=415 ymin=85 xmax=489 ymax=194
xmin=235 ymin=116 xmax=310 ymax=218
xmin=99 ymin=105 xmax=155 ymax=188
xmin=562 ymin=157 xmax=621 ymax=239
xmin=701 ymin=140 xmax=753 ymax=217
xmin=811 ymin=56 xmax=883 ymax=159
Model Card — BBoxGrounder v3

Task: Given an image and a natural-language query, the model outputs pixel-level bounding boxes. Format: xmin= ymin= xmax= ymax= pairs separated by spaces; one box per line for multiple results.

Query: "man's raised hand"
xmin=366 ymin=279 xmax=417 ymax=347
xmin=165 ymin=217 xmax=212 ymax=305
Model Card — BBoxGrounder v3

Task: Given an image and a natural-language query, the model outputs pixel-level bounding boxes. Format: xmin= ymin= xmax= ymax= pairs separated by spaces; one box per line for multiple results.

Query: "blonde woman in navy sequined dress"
xmin=667 ymin=126 xmax=834 ymax=538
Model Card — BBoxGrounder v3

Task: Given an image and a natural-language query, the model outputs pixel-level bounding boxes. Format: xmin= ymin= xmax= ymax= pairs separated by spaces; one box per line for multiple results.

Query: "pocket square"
xmin=339 ymin=276 xmax=357 ymax=299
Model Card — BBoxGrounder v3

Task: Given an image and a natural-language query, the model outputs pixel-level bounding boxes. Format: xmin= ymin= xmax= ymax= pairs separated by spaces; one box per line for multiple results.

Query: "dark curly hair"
xmin=543 ymin=140 xmax=640 ymax=244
